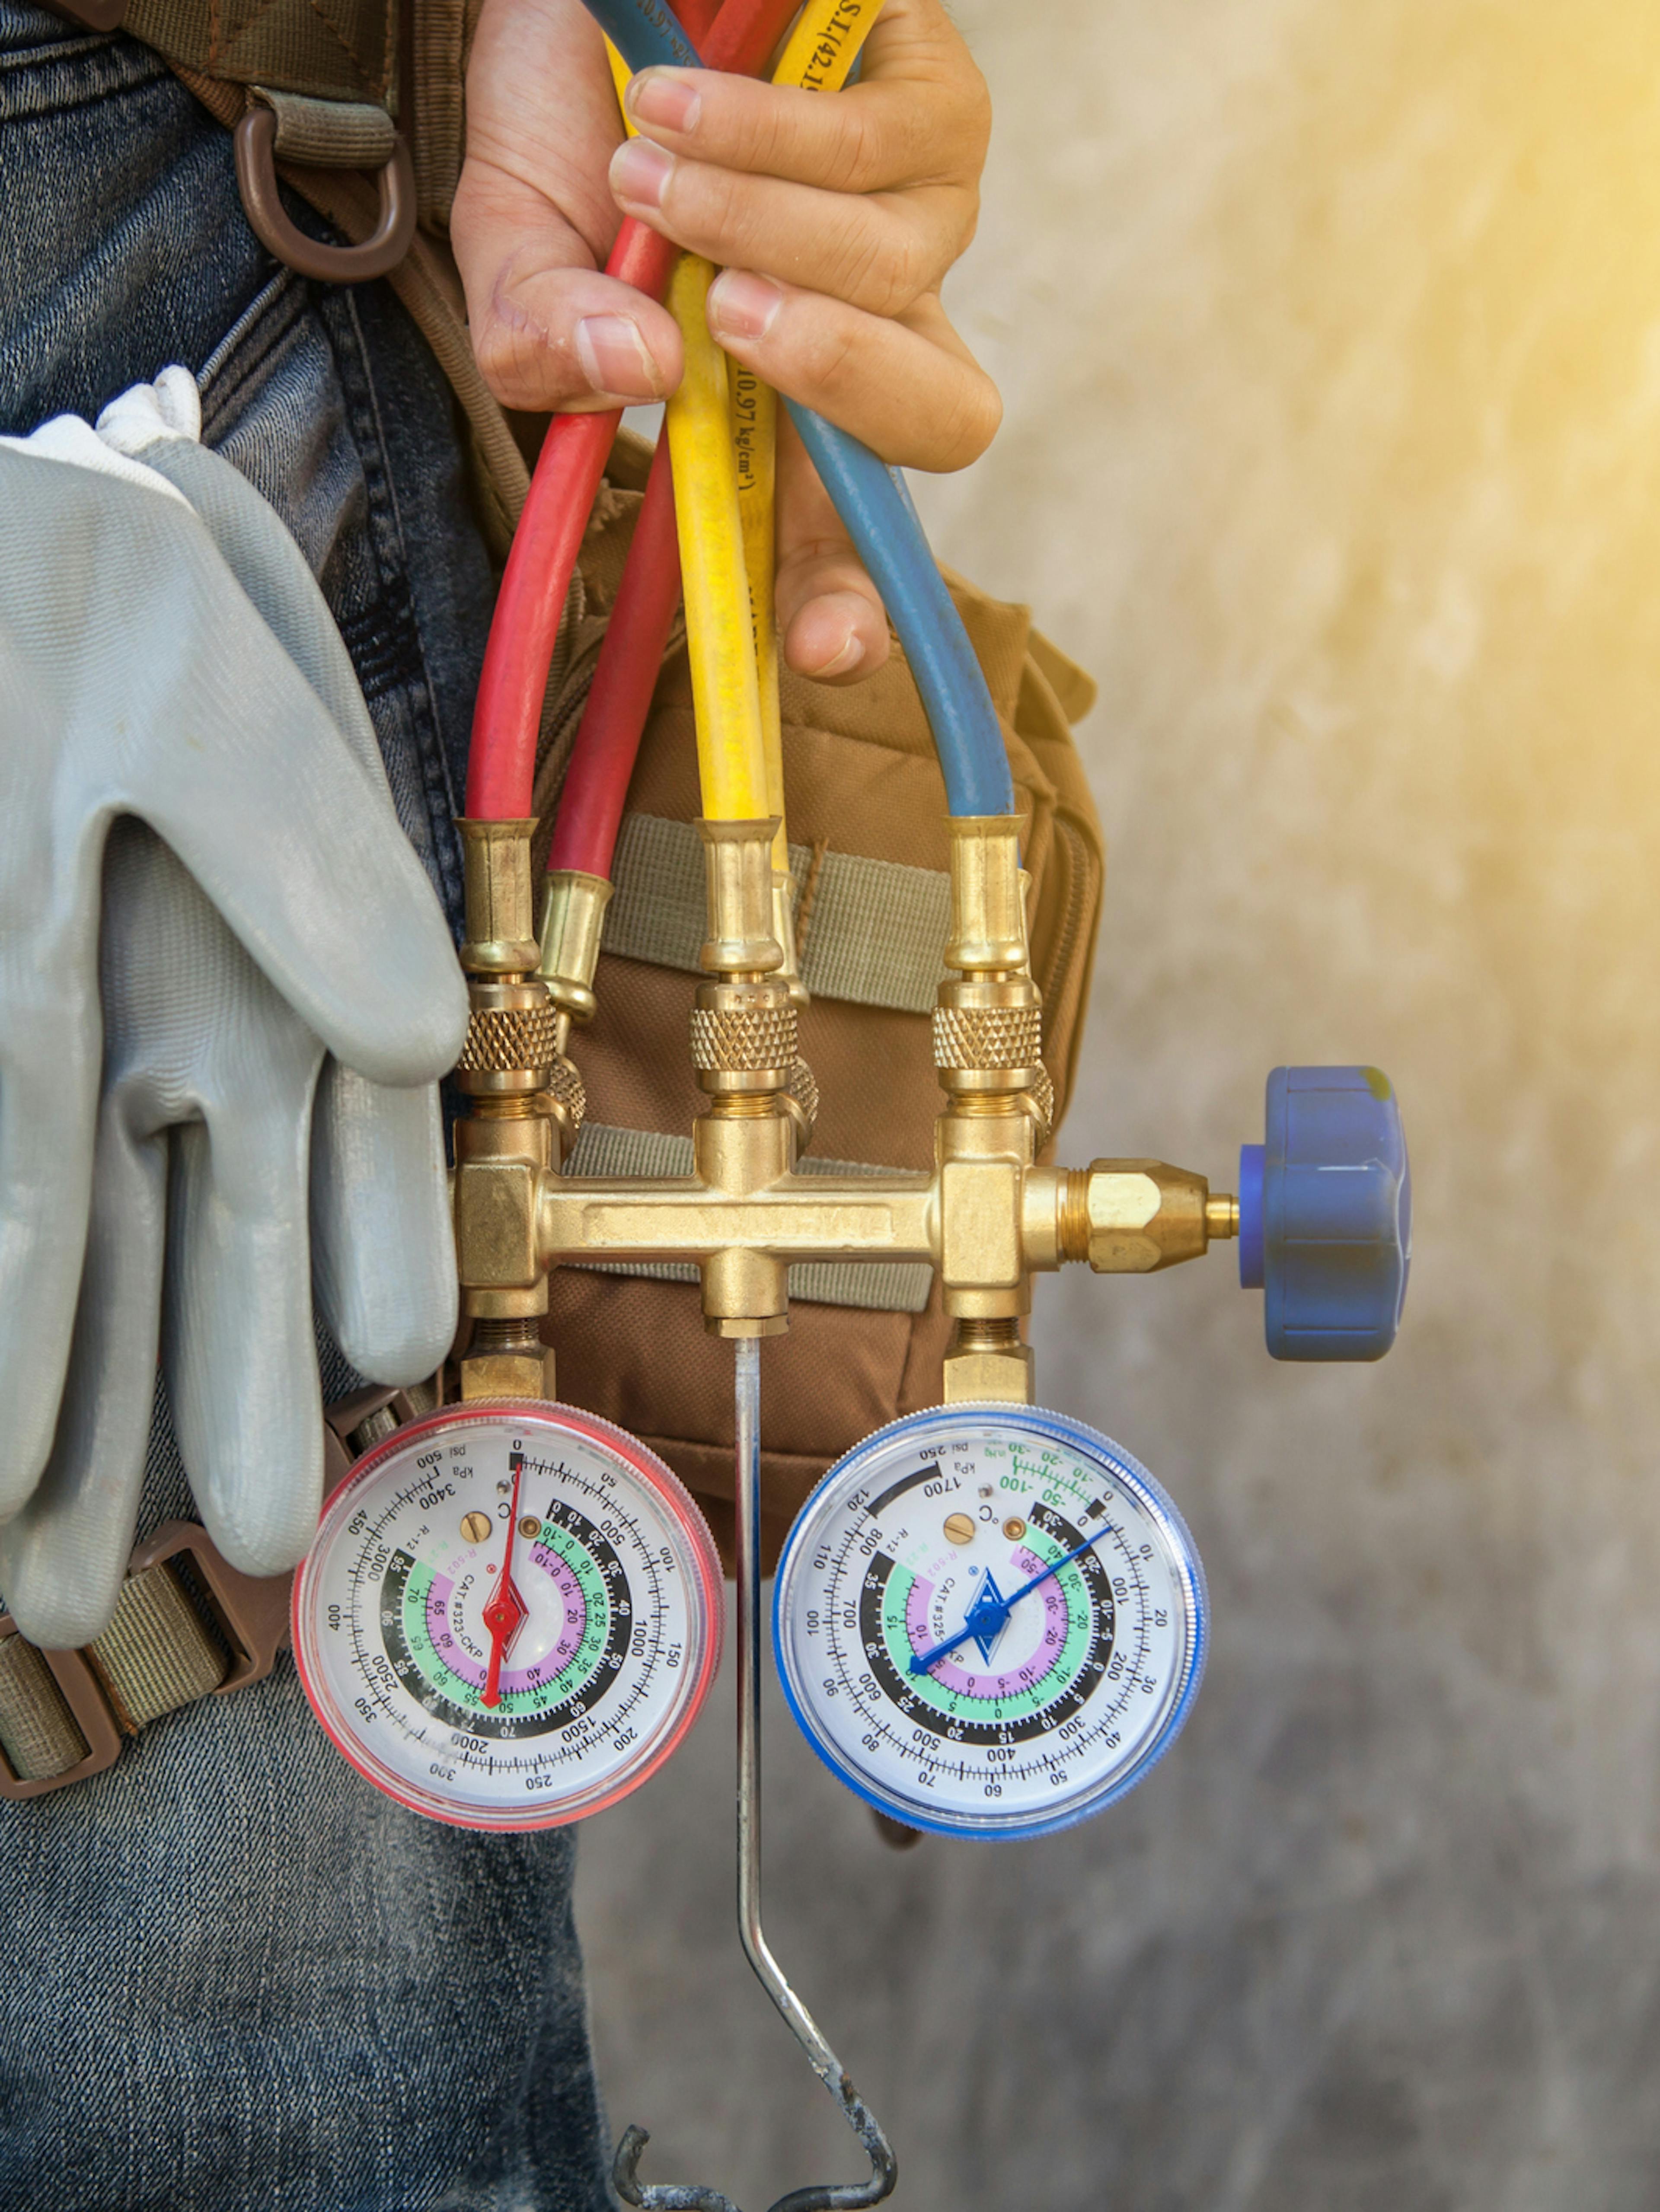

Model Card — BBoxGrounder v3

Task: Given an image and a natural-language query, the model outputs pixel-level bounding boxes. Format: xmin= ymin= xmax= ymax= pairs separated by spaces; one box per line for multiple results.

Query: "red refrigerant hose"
xmin=546 ymin=433 xmax=682 ymax=876
xmin=464 ymin=0 xmax=801 ymax=822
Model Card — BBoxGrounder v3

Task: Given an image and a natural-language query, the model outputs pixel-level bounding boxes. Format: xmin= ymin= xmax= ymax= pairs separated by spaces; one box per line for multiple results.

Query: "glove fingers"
xmin=311 ymin=1060 xmax=458 ymax=1387
xmin=163 ymin=1105 xmax=323 ymax=1582
xmin=0 ymin=454 xmax=466 ymax=1087
xmin=0 ymin=1002 xmax=97 ymax=1517
xmin=0 ymin=1113 xmax=167 ymax=1648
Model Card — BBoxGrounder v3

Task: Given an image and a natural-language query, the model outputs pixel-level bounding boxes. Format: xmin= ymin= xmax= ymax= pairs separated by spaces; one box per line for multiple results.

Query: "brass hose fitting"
xmin=692 ymin=819 xmax=801 ymax=1101
xmin=932 ymin=818 xmax=1044 ymax=1106
xmin=458 ymin=818 xmax=541 ymax=974
xmin=772 ymin=867 xmax=810 ymax=1012
xmin=933 ymin=818 xmax=1048 ymax=1324
xmin=538 ymin=868 xmax=613 ymax=1031
xmin=1054 ymin=1161 xmax=1239 ymax=1274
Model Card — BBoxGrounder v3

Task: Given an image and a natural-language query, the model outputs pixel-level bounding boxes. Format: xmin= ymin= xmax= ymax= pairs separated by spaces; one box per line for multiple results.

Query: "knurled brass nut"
xmin=544 ymin=1055 xmax=587 ymax=1143
xmin=689 ymin=1003 xmax=798 ymax=1073
xmin=932 ymin=1003 xmax=1044 ymax=1072
xmin=456 ymin=1001 xmax=559 ymax=1076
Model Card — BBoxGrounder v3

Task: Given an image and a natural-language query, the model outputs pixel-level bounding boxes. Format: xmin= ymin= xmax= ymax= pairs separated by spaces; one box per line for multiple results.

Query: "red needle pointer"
xmin=481 ymin=1452 xmax=529 ymax=1709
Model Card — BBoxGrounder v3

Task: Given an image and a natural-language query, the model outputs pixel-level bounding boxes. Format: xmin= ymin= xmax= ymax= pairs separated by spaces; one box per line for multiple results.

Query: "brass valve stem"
xmin=690 ymin=819 xmax=806 ymax=1336
xmin=942 ymin=1315 xmax=1034 ymax=1406
xmin=452 ymin=819 xmax=568 ymax=1399
xmin=933 ymin=817 xmax=1050 ymax=1339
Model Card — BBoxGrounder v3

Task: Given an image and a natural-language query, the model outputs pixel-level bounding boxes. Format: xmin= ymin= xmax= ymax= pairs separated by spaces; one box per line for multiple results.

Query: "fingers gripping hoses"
xmin=549 ymin=0 xmax=936 ymax=877
xmin=464 ymin=0 xmax=808 ymax=822
xmin=567 ymin=0 xmax=1016 ymax=823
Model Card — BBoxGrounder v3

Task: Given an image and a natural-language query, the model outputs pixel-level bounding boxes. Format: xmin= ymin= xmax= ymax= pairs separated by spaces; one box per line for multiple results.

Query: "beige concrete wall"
xmin=576 ymin=6 xmax=1660 ymax=2203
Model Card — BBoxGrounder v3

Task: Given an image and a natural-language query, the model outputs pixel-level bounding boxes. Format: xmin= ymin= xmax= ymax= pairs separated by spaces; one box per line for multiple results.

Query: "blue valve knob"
xmin=1237 ymin=1066 xmax=1410 ymax=1361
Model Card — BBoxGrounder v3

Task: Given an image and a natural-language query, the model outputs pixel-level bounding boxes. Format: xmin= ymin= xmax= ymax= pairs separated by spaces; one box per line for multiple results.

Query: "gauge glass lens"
xmin=294 ymin=1402 xmax=722 ymax=1831
xmin=774 ymin=1405 xmax=1206 ymax=1839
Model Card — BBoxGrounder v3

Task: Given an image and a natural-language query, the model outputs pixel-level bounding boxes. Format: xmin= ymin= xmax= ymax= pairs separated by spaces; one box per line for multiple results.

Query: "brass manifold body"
xmin=450 ymin=815 xmax=1238 ymax=1404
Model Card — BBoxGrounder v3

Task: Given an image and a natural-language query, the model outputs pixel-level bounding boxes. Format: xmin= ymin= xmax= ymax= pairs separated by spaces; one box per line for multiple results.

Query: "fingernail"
xmin=808 ymin=626 xmax=865 ymax=679
xmin=626 ymin=68 xmax=701 ymax=134
xmin=707 ymin=270 xmax=783 ymax=343
xmin=610 ymin=136 xmax=674 ymax=213
xmin=574 ymin=314 xmax=665 ymax=398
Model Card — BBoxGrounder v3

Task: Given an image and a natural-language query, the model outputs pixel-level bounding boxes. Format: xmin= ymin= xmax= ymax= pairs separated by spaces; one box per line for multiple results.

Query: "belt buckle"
xmin=0 ymin=1525 xmax=293 ymax=1802
xmin=0 ymin=1622 xmax=123 ymax=1803
xmin=127 ymin=1521 xmax=292 ymax=1696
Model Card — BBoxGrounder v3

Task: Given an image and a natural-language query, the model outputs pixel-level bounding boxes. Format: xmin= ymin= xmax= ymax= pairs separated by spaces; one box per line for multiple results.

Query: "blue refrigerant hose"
xmin=579 ymin=0 xmax=1017 ymax=820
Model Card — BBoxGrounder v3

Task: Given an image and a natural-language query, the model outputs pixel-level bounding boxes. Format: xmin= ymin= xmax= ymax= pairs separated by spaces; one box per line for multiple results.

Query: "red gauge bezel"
xmin=293 ymin=1400 xmax=725 ymax=1832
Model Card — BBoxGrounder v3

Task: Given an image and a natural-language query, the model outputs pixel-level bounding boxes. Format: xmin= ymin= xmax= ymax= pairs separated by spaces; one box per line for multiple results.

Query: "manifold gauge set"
xmin=295 ymin=1399 xmax=1206 ymax=1839
xmin=284 ymin=0 xmax=1411 ymax=2193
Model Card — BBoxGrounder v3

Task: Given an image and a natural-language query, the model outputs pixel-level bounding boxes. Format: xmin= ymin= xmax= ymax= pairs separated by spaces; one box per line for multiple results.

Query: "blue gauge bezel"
xmin=773 ymin=1403 xmax=1209 ymax=1841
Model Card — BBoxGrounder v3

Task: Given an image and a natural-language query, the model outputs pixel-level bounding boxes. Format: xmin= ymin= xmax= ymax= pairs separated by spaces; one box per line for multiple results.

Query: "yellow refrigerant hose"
xmin=666 ymin=0 xmax=885 ymax=828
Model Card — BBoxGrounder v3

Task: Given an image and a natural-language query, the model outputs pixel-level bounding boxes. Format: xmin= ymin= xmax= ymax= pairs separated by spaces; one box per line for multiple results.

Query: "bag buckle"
xmin=233 ymin=102 xmax=416 ymax=285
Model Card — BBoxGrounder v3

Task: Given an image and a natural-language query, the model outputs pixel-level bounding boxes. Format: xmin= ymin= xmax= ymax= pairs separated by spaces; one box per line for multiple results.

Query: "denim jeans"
xmin=0 ymin=9 xmax=612 ymax=2206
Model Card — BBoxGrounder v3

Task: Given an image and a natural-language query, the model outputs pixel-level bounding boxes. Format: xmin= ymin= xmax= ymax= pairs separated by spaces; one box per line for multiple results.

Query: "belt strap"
xmin=0 ymin=1383 xmax=436 ymax=1803
xmin=123 ymin=0 xmax=398 ymax=108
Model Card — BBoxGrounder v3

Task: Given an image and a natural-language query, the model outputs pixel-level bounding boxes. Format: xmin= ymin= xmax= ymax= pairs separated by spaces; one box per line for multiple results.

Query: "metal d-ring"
xmin=232 ymin=105 xmax=416 ymax=284
xmin=614 ymin=1340 xmax=898 ymax=2212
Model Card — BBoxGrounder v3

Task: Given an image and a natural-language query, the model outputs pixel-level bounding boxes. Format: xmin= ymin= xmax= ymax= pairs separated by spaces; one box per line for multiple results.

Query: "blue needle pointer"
xmin=909 ymin=1527 xmax=1114 ymax=1677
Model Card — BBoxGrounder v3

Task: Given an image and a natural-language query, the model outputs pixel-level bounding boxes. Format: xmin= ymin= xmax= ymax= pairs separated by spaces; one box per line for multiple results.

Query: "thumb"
xmin=775 ymin=409 xmax=891 ymax=684
xmin=454 ymin=172 xmax=686 ymax=412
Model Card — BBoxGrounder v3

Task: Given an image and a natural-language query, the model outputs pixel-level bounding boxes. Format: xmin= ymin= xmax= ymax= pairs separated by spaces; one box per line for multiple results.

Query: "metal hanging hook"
xmin=736 ymin=1339 xmax=898 ymax=2212
xmin=614 ymin=1338 xmax=897 ymax=2212
xmin=612 ymin=2128 xmax=741 ymax=2212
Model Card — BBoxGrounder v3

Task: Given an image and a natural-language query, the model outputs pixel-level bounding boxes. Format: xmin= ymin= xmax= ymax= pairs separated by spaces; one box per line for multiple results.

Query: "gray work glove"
xmin=0 ymin=371 xmax=468 ymax=1648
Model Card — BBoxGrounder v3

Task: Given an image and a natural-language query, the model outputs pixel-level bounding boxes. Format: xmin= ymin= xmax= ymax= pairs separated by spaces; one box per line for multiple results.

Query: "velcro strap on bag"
xmin=605 ymin=815 xmax=951 ymax=1017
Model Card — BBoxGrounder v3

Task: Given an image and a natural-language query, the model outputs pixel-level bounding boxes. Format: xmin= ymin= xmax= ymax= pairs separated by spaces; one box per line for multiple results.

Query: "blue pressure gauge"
xmin=1239 ymin=1065 xmax=1411 ymax=1361
xmin=774 ymin=1405 xmax=1208 ymax=1839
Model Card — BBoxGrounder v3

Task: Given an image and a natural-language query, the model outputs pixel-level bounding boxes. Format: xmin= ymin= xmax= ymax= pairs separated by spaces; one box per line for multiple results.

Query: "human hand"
xmin=0 ymin=374 xmax=466 ymax=1648
xmin=451 ymin=0 xmax=999 ymax=683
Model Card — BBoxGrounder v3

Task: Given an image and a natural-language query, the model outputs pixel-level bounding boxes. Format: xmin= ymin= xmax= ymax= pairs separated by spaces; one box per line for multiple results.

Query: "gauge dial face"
xmin=773 ymin=1406 xmax=1207 ymax=1839
xmin=294 ymin=1402 xmax=723 ymax=1831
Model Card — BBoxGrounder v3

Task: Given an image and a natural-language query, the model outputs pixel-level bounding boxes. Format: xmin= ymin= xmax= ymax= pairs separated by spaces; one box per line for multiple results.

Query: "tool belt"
xmin=541 ymin=435 xmax=1105 ymax=1567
